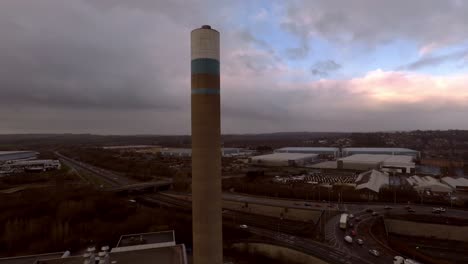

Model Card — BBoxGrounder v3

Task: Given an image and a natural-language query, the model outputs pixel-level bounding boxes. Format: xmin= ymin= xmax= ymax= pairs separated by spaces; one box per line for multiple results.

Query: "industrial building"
xmin=274 ymin=147 xmax=340 ymax=158
xmin=355 ymin=170 xmax=389 ymax=193
xmin=338 ymin=154 xmax=415 ymax=173
xmin=250 ymin=153 xmax=319 ymax=167
xmin=406 ymin=175 xmax=452 ymax=194
xmin=3 ymin=159 xmax=61 ymax=172
xmin=342 ymin=147 xmax=420 ymax=159
xmin=0 ymin=231 xmax=186 ymax=264
xmin=441 ymin=177 xmax=468 ymax=190
xmin=0 ymin=151 xmax=38 ymax=163
xmin=160 ymin=148 xmax=250 ymax=157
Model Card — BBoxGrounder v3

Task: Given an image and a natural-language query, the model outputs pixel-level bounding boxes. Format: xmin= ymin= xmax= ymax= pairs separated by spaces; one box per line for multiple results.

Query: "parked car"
xmin=368 ymin=249 xmax=380 ymax=257
xmin=356 ymin=238 xmax=364 ymax=245
xmin=349 ymin=214 xmax=354 ymax=219
xmin=408 ymin=208 xmax=416 ymax=213
xmin=239 ymin=224 xmax=248 ymax=229
xmin=372 ymin=211 xmax=378 ymax=216
xmin=344 ymin=235 xmax=353 ymax=244
xmin=351 ymin=230 xmax=357 ymax=236
xmin=366 ymin=208 xmax=373 ymax=213
xmin=384 ymin=206 xmax=393 ymax=210
xmin=355 ymin=217 xmax=361 ymax=222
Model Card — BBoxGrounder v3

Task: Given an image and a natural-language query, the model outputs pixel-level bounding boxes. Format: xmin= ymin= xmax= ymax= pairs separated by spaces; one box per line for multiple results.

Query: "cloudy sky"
xmin=1 ymin=0 xmax=468 ymax=134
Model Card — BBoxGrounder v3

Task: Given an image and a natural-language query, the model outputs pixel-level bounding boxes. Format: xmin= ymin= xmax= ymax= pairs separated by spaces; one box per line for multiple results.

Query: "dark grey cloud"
xmin=399 ymin=48 xmax=468 ymax=70
xmin=0 ymin=0 xmax=190 ymax=111
xmin=311 ymin=60 xmax=341 ymax=77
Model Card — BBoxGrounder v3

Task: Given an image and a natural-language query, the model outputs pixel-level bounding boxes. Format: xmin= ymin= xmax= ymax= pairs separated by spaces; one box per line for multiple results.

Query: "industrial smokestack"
xmin=191 ymin=25 xmax=222 ymax=264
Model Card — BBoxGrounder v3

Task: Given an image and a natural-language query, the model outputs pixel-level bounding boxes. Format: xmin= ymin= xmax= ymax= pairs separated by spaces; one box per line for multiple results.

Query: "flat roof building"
xmin=0 ymin=230 xmax=186 ymax=264
xmin=338 ymin=154 xmax=415 ymax=173
xmin=274 ymin=147 xmax=340 ymax=158
xmin=0 ymin=151 xmax=38 ymax=163
xmin=342 ymin=148 xmax=420 ymax=159
xmin=250 ymin=153 xmax=318 ymax=167
xmin=160 ymin=148 xmax=251 ymax=157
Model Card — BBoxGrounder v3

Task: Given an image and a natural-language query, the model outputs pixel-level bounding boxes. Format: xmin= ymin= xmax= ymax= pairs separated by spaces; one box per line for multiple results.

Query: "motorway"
xmin=56 ymin=152 xmax=135 ymax=187
xmin=141 ymin=193 xmax=371 ymax=264
xmin=57 ymin=154 xmax=468 ymax=263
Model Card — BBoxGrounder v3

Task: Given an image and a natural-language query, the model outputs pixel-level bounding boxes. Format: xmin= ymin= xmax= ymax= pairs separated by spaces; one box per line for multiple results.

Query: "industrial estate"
xmin=1 ymin=26 xmax=468 ymax=264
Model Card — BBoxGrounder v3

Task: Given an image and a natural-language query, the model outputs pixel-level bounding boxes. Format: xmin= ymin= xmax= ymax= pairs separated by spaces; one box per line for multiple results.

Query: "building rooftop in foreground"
xmin=2 ymin=231 xmax=186 ymax=264
xmin=37 ymin=245 xmax=187 ymax=264
xmin=116 ymin=230 xmax=175 ymax=248
xmin=0 ymin=252 xmax=65 ymax=264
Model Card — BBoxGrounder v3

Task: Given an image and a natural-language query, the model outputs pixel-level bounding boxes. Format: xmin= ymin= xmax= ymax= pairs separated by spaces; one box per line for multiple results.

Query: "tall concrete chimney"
xmin=191 ymin=25 xmax=222 ymax=264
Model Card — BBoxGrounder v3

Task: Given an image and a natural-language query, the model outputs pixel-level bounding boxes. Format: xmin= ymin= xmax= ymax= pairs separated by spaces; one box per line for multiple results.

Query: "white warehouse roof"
xmin=355 ymin=170 xmax=389 ymax=193
xmin=407 ymin=176 xmax=452 ymax=193
xmin=0 ymin=151 xmax=39 ymax=162
xmin=275 ymin=147 xmax=339 ymax=153
xmin=343 ymin=147 xmax=418 ymax=153
xmin=252 ymin=153 xmax=318 ymax=161
xmin=340 ymin=154 xmax=414 ymax=163
xmin=441 ymin=177 xmax=468 ymax=189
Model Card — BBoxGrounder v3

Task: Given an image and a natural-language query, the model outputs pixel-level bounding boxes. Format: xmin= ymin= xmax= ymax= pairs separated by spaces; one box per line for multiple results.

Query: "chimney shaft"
xmin=191 ymin=25 xmax=222 ymax=264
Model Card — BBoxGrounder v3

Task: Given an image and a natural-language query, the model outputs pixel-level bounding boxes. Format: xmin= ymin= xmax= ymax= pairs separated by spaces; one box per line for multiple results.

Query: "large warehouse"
xmin=160 ymin=148 xmax=251 ymax=157
xmin=342 ymin=147 xmax=420 ymax=159
xmin=355 ymin=170 xmax=389 ymax=193
xmin=250 ymin=153 xmax=319 ymax=167
xmin=274 ymin=147 xmax=340 ymax=158
xmin=337 ymin=154 xmax=415 ymax=173
xmin=441 ymin=177 xmax=468 ymax=190
xmin=407 ymin=176 xmax=452 ymax=193
xmin=0 ymin=151 xmax=38 ymax=163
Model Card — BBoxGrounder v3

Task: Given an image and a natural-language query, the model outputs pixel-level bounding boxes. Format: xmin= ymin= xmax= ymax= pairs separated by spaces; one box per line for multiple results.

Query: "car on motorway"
xmin=432 ymin=208 xmax=441 ymax=214
xmin=368 ymin=249 xmax=380 ymax=257
xmin=239 ymin=224 xmax=248 ymax=229
xmin=394 ymin=256 xmax=405 ymax=264
xmin=384 ymin=205 xmax=393 ymax=209
xmin=365 ymin=208 xmax=373 ymax=213
xmin=372 ymin=211 xmax=378 ymax=216
xmin=356 ymin=238 xmax=364 ymax=245
xmin=344 ymin=235 xmax=353 ymax=243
